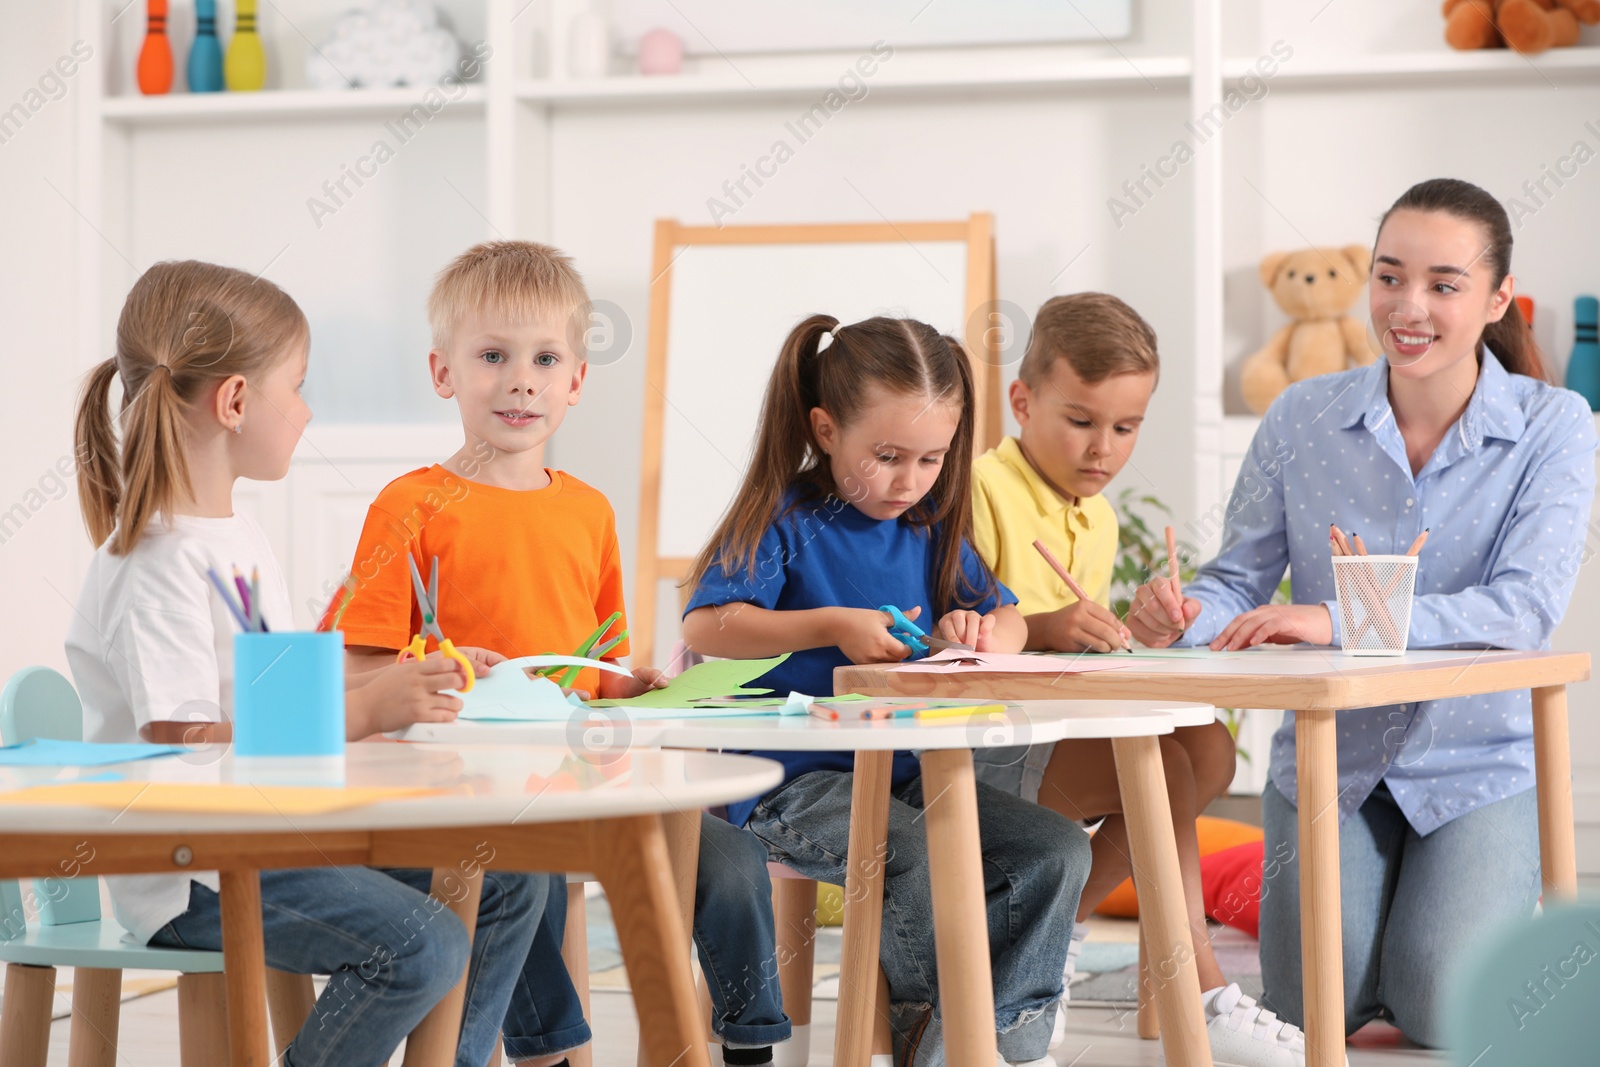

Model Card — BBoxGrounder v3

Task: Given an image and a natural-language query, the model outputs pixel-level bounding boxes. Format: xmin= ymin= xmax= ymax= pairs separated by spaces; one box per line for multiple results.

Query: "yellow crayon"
xmin=912 ymin=703 xmax=1006 ymax=722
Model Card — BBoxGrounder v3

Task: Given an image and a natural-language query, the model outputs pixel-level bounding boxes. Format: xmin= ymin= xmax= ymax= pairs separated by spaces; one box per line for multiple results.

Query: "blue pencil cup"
xmin=232 ymin=632 xmax=345 ymax=757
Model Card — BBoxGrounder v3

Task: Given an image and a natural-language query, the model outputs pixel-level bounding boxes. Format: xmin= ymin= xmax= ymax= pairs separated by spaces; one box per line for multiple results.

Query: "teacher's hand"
xmin=1210 ymin=603 xmax=1332 ymax=651
xmin=1128 ymin=576 xmax=1201 ymax=648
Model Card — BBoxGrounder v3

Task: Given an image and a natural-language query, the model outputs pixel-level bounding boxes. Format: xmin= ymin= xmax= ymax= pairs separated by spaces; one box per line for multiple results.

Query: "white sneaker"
xmin=1203 ymin=983 xmax=1309 ymax=1067
xmin=1048 ymin=921 xmax=1092 ymax=1049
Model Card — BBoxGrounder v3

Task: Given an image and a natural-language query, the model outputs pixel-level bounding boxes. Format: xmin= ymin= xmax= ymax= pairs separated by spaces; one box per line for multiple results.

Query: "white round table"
xmin=0 ymin=743 xmax=782 ymax=1067
xmin=401 ymin=700 xmax=1217 ymax=1067
xmin=649 ymin=700 xmax=1216 ymax=1067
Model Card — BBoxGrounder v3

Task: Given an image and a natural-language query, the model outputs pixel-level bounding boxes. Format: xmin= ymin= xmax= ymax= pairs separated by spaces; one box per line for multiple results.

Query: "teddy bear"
xmin=1443 ymin=0 xmax=1600 ymax=55
xmin=1239 ymin=246 xmax=1377 ymax=415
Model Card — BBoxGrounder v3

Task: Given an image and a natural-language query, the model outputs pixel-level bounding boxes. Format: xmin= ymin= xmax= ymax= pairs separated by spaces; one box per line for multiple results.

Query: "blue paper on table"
xmin=455 ymin=655 xmax=628 ymax=721
xmin=0 ymin=739 xmax=183 ymax=767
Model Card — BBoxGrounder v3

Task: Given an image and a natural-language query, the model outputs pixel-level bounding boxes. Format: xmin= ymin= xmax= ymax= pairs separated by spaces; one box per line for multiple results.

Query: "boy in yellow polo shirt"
xmin=973 ymin=295 xmax=1280 ymax=1066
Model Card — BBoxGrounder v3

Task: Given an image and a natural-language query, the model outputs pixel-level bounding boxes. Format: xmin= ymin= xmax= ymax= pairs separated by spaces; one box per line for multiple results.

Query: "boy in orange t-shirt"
xmin=332 ymin=241 xmax=791 ymax=1065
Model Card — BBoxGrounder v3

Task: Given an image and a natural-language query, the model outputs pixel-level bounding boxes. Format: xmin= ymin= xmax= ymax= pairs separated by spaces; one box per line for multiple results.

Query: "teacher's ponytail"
xmin=1378 ymin=178 xmax=1550 ymax=383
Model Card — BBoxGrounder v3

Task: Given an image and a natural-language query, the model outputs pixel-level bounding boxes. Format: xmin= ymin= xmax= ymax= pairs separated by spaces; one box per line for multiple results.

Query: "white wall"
xmin=0 ymin=4 xmax=88 ymax=680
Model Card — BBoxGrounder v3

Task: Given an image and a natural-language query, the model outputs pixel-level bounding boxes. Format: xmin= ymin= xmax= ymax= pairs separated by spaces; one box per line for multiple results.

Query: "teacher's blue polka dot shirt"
xmin=1180 ymin=352 xmax=1597 ymax=834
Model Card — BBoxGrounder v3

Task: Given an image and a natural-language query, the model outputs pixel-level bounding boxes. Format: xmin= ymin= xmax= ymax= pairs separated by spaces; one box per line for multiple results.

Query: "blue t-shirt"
xmin=684 ymin=490 xmax=1016 ymax=824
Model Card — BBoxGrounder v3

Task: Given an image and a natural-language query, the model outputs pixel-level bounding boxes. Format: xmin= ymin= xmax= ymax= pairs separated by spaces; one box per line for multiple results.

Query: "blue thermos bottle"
xmin=1569 ymin=296 xmax=1600 ymax=412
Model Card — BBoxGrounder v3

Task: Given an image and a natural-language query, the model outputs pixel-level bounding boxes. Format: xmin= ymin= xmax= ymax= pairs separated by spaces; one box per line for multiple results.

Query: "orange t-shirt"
xmin=324 ymin=465 xmax=628 ymax=697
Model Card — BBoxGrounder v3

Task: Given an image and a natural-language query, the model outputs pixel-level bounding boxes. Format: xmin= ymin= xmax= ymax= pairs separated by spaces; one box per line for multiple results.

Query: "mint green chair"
xmin=0 ymin=667 xmax=229 ymax=1067
xmin=1444 ymin=896 xmax=1600 ymax=1067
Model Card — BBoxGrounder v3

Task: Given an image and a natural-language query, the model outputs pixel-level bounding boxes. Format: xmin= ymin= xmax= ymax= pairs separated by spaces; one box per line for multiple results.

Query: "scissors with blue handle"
xmin=397 ymin=555 xmax=475 ymax=693
xmin=878 ymin=604 xmax=974 ymax=659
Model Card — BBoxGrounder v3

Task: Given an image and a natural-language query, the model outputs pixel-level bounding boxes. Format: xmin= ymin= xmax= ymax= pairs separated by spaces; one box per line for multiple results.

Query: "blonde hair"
xmin=427 ymin=240 xmax=591 ymax=353
xmin=75 ymin=261 xmax=308 ymax=555
xmin=1018 ymin=293 xmax=1160 ymax=388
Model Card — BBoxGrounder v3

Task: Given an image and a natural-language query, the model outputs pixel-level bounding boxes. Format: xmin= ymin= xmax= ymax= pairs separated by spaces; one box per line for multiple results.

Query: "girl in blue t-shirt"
xmin=683 ymin=314 xmax=1091 ymax=1067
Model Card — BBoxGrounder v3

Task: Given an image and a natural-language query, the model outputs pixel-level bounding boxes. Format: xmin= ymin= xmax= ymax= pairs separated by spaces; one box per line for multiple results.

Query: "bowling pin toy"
xmin=225 ymin=0 xmax=268 ymax=91
xmin=188 ymin=0 xmax=224 ymax=92
xmin=1569 ymin=295 xmax=1600 ymax=412
xmin=136 ymin=0 xmax=173 ymax=95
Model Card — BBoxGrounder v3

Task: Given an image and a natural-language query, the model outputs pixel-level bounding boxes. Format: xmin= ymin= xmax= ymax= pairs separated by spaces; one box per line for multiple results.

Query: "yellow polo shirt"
xmin=971 ymin=436 xmax=1118 ymax=613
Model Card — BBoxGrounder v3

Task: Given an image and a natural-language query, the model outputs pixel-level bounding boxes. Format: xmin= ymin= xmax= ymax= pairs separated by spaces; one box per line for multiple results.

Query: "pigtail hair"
xmin=74 ymin=359 xmax=123 ymax=548
xmin=113 ymin=361 xmax=194 ymax=556
xmin=685 ymin=314 xmax=838 ymax=588
xmin=907 ymin=327 xmax=994 ymax=615
xmin=75 ymin=260 xmax=309 ymax=556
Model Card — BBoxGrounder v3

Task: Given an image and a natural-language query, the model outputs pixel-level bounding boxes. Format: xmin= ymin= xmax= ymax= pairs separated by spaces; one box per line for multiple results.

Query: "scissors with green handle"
xmin=539 ymin=612 xmax=628 ymax=688
xmin=396 ymin=555 xmax=475 ymax=693
xmin=879 ymin=604 xmax=974 ymax=659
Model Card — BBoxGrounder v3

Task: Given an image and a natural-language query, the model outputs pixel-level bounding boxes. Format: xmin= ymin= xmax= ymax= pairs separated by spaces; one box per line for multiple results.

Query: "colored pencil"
xmin=1165 ymin=525 xmax=1182 ymax=597
xmin=1405 ymin=529 xmax=1430 ymax=556
xmin=1352 ymin=532 xmax=1368 ymax=556
xmin=1032 ymin=539 xmax=1092 ymax=602
xmin=913 ymin=702 xmax=1006 ymax=722
xmin=1031 ymin=539 xmax=1130 ymax=651
xmin=206 ymin=567 xmax=252 ymax=633
xmin=250 ymin=566 xmax=264 ymax=631
xmin=231 ymin=565 xmax=252 ymax=628
xmin=1330 ymin=525 xmax=1354 ymax=556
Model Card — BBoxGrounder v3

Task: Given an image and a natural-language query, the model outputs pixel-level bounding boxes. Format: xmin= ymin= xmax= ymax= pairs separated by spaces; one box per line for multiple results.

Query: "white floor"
xmin=44 ymin=984 xmax=1441 ymax=1065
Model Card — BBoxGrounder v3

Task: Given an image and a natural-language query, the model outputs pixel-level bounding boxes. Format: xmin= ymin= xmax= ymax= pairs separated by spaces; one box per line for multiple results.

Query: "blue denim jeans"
xmin=150 ymin=865 xmax=541 ymax=1067
xmin=695 ymin=811 xmax=792 ymax=1048
xmin=745 ymin=769 xmax=1090 ymax=1066
xmin=500 ymin=873 xmax=594 ymax=1060
xmin=1259 ymin=779 xmax=1541 ymax=1047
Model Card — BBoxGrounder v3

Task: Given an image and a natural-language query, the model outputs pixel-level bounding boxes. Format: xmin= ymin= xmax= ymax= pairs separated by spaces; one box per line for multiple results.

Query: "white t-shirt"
xmin=65 ymin=512 xmax=294 ymax=944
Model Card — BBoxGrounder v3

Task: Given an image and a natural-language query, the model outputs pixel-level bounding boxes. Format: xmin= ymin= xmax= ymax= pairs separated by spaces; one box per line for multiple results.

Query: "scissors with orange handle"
xmin=396 ymin=555 xmax=475 ymax=693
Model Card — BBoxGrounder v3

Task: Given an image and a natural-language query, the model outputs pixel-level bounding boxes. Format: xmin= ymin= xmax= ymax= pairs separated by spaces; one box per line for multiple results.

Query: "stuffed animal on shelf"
xmin=1239 ymin=245 xmax=1378 ymax=415
xmin=1443 ymin=0 xmax=1600 ymax=55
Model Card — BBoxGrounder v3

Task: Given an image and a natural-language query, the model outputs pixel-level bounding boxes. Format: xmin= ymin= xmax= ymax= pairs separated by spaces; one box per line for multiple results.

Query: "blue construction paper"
xmin=0 ymin=740 xmax=183 ymax=767
xmin=455 ymin=655 xmax=631 ymax=721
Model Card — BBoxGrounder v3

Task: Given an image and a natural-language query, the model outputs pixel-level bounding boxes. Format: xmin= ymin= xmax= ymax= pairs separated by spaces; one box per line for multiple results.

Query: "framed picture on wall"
xmin=610 ymin=0 xmax=1133 ymax=55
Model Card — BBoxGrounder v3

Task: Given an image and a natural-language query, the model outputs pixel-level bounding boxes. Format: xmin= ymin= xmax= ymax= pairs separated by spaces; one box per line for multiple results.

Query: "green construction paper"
xmin=588 ymin=655 xmax=790 ymax=708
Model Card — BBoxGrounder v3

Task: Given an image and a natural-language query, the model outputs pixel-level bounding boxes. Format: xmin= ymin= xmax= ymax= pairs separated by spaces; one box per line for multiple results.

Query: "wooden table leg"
xmin=1532 ymin=684 xmax=1578 ymax=898
xmin=773 ymin=877 xmax=817 ymax=1067
xmin=1295 ymin=709 xmax=1345 ymax=1067
xmin=1112 ymin=736 xmax=1211 ymax=1067
xmin=1136 ymin=928 xmax=1160 ymax=1040
xmin=563 ymin=880 xmax=595 ymax=1067
xmin=218 ymin=870 xmax=271 ymax=1067
xmin=917 ymin=749 xmax=998 ymax=1066
xmin=638 ymin=809 xmax=705 ymax=1067
xmin=594 ymin=814 xmax=711 ymax=1067
xmin=401 ymin=866 xmax=484 ymax=1067
xmin=835 ymin=749 xmax=893 ymax=1067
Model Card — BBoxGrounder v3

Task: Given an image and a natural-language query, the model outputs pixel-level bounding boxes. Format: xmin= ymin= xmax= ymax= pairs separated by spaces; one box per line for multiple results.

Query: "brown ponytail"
xmin=1378 ymin=178 xmax=1550 ymax=382
xmin=686 ymin=313 xmax=994 ymax=615
xmin=74 ymin=261 xmax=308 ymax=555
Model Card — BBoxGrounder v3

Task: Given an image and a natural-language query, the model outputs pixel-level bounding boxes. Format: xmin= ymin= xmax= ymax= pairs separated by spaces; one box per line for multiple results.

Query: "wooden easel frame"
xmin=633 ymin=214 xmax=1002 ymax=668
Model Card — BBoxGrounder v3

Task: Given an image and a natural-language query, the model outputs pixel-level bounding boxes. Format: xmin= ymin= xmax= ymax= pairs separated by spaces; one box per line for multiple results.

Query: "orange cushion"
xmin=1093 ymin=815 xmax=1264 ymax=918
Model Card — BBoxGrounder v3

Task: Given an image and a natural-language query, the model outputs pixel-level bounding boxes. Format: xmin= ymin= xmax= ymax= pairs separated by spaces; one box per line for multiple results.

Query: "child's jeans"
xmin=744 ymin=769 xmax=1091 ymax=1066
xmin=1258 ymin=779 xmax=1540 ymax=1047
xmin=695 ymin=811 xmax=792 ymax=1049
xmin=500 ymin=872 xmax=594 ymax=1061
xmin=149 ymin=865 xmax=541 ymax=1067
